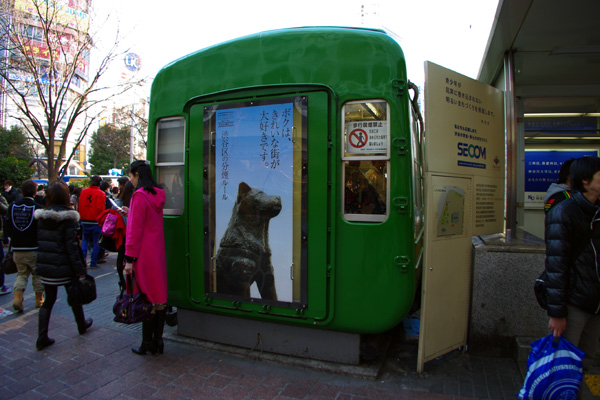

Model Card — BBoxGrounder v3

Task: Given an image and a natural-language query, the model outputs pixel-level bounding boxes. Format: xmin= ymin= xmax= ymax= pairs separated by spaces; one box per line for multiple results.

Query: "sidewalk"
xmin=0 ymin=251 xmax=539 ymax=399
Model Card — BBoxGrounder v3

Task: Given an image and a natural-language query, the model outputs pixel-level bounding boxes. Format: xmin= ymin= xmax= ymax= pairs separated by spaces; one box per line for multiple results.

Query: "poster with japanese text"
xmin=424 ymin=61 xmax=505 ymax=235
xmin=524 ymin=150 xmax=597 ymax=209
xmin=213 ymin=100 xmax=295 ymax=303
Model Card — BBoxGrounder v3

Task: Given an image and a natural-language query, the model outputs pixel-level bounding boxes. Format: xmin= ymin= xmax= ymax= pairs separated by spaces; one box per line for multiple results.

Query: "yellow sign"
xmin=425 ymin=61 xmax=504 ymax=178
xmin=425 ymin=62 xmax=505 ymax=236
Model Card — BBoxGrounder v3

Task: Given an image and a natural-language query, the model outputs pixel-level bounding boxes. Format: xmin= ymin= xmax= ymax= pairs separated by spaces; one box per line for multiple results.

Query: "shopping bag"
xmin=518 ymin=335 xmax=585 ymax=400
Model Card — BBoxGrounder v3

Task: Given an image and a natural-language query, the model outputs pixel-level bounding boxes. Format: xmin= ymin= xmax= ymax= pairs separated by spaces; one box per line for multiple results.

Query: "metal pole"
xmin=504 ymin=51 xmax=517 ymax=236
xmin=130 ymin=100 xmax=134 ymax=164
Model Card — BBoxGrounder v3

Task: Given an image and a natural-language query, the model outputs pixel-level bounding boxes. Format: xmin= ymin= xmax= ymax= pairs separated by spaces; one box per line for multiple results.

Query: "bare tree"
xmin=0 ymin=0 xmax=137 ymax=183
xmin=112 ymin=102 xmax=148 ymax=151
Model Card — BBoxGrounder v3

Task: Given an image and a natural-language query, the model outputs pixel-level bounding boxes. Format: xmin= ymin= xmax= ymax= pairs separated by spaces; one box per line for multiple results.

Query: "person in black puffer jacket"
xmin=34 ymin=183 xmax=93 ymax=351
xmin=545 ymin=156 xmax=600 ymax=362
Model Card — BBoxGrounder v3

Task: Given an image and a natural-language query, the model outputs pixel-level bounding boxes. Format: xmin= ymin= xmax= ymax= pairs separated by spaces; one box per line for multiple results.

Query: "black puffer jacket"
xmin=5 ymin=197 xmax=42 ymax=251
xmin=545 ymin=191 xmax=600 ymax=318
xmin=34 ymin=206 xmax=86 ymax=281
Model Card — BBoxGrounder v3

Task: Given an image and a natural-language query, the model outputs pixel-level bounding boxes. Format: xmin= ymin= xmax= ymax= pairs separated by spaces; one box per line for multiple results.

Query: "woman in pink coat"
xmin=123 ymin=160 xmax=168 ymax=355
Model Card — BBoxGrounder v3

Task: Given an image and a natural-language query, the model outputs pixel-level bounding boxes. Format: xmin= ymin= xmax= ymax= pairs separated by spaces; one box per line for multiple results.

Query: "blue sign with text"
xmin=524 ymin=150 xmax=598 ymax=192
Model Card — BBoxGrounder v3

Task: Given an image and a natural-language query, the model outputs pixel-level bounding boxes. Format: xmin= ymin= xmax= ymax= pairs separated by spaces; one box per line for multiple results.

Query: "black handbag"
xmin=67 ymin=274 xmax=97 ymax=306
xmin=98 ymin=235 xmax=118 ymax=252
xmin=1 ymin=247 xmax=17 ymax=275
xmin=113 ymin=274 xmax=153 ymax=324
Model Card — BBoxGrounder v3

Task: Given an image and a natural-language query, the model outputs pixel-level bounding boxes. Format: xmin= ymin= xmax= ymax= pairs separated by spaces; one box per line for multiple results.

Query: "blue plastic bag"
xmin=518 ymin=335 xmax=585 ymax=400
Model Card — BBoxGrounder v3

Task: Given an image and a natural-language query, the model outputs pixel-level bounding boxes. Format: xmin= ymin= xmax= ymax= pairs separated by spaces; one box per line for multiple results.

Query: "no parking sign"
xmin=345 ymin=122 xmax=388 ymax=155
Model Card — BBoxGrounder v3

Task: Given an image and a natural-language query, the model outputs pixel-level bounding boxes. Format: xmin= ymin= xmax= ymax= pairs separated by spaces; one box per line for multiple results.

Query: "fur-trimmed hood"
xmin=35 ymin=208 xmax=80 ymax=222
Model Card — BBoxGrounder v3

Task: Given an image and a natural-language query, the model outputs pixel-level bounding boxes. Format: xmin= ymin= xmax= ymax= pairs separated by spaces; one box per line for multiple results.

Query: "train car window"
xmin=342 ymin=100 xmax=389 ymax=222
xmin=155 ymin=117 xmax=185 ymax=215
xmin=156 ymin=118 xmax=185 ymax=163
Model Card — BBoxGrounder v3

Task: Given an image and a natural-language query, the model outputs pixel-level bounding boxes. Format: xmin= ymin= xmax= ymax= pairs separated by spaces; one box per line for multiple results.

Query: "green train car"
xmin=148 ymin=27 xmax=424 ymax=337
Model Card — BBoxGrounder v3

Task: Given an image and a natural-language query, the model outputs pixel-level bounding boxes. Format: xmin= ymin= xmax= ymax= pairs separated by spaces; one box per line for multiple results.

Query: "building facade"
xmin=0 ymin=0 xmax=93 ymax=180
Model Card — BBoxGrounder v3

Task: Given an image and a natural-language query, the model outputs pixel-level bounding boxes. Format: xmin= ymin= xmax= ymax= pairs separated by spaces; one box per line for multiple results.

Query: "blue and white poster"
xmin=524 ymin=150 xmax=598 ymax=208
xmin=213 ymin=101 xmax=295 ymax=302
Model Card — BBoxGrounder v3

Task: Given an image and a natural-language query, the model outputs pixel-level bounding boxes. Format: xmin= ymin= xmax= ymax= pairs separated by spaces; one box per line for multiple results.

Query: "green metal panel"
xmin=149 ymin=27 xmax=406 ymax=119
xmin=150 ymin=27 xmax=416 ymax=334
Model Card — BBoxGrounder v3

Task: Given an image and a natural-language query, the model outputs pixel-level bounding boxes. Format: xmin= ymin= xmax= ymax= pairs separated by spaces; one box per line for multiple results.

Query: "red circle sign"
xmin=349 ymin=129 xmax=368 ymax=148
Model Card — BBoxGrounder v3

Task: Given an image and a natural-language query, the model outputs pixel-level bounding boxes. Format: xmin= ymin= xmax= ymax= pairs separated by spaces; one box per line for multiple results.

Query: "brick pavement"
xmin=0 ymin=251 xmax=525 ymax=400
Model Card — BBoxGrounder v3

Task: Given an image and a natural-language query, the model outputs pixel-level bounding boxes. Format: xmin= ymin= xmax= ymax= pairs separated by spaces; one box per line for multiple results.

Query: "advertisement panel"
xmin=524 ymin=150 xmax=598 ymax=209
xmin=14 ymin=0 xmax=89 ymax=30
xmin=21 ymin=40 xmax=89 ymax=78
xmin=207 ymin=97 xmax=306 ymax=304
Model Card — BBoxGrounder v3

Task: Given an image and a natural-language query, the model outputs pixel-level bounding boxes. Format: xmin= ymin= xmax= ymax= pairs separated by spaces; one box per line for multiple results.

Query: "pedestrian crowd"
xmin=0 ymin=160 xmax=167 ymax=355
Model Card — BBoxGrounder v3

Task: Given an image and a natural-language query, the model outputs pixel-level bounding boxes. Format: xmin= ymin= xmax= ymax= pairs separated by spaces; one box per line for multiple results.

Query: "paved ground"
xmin=0 ymin=249 xmax=576 ymax=400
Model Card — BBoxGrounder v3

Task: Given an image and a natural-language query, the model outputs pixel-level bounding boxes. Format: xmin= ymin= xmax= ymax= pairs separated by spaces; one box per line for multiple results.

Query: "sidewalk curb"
xmin=165 ymin=331 xmax=384 ymax=380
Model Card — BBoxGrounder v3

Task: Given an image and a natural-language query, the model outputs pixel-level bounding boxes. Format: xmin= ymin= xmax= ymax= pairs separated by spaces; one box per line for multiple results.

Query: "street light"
xmin=124 ymin=53 xmax=142 ymax=164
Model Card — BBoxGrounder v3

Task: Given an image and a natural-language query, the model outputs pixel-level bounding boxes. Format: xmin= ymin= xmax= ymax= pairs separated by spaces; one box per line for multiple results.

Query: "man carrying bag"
xmin=529 ymin=156 xmax=600 ymax=398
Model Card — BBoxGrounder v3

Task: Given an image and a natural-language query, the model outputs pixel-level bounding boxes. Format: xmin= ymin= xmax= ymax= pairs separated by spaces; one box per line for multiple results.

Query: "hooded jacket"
xmin=544 ymin=182 xmax=571 ymax=214
xmin=35 ymin=206 xmax=86 ymax=284
xmin=97 ymin=208 xmax=126 ymax=249
xmin=125 ymin=187 xmax=167 ymax=304
xmin=5 ymin=197 xmax=42 ymax=251
xmin=544 ymin=191 xmax=600 ymax=317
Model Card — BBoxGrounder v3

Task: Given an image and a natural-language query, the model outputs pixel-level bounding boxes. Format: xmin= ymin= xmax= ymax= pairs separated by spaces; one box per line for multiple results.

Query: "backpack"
xmin=101 ymin=213 xmax=118 ymax=237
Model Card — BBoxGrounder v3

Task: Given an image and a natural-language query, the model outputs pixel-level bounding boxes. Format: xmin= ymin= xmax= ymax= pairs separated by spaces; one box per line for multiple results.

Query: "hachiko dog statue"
xmin=216 ymin=182 xmax=282 ymax=300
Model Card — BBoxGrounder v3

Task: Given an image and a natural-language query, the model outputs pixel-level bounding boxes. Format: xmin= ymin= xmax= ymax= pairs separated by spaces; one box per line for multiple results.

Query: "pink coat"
xmin=125 ymin=187 xmax=167 ymax=304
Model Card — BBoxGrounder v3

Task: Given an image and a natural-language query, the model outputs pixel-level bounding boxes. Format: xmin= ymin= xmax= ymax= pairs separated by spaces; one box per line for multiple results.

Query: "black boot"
xmin=72 ymin=304 xmax=93 ymax=334
xmin=132 ymin=317 xmax=156 ymax=355
xmin=154 ymin=309 xmax=166 ymax=354
xmin=36 ymin=307 xmax=55 ymax=351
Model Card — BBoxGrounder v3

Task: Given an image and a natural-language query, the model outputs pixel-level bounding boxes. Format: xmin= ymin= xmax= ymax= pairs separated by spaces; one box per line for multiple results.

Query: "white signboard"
xmin=345 ymin=121 xmax=388 ymax=155
xmin=425 ymin=62 xmax=504 ymax=180
xmin=424 ymin=61 xmax=505 ymax=236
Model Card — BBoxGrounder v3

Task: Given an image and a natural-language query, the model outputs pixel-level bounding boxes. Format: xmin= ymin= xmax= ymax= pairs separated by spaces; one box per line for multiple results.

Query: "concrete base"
xmin=470 ymin=232 xmax=548 ymax=343
xmin=515 ymin=336 xmax=536 ymax=378
xmin=178 ymin=309 xmax=362 ymax=365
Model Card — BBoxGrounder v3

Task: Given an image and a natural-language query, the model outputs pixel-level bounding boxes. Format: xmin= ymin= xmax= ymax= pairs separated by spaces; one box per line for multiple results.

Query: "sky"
xmin=92 ymin=0 xmax=500 ymax=98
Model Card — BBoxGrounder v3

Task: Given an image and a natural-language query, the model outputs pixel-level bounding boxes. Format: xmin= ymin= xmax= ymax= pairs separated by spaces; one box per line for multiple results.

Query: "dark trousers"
xmin=116 ymin=244 xmax=126 ymax=290
xmin=41 ymin=284 xmax=86 ymax=324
